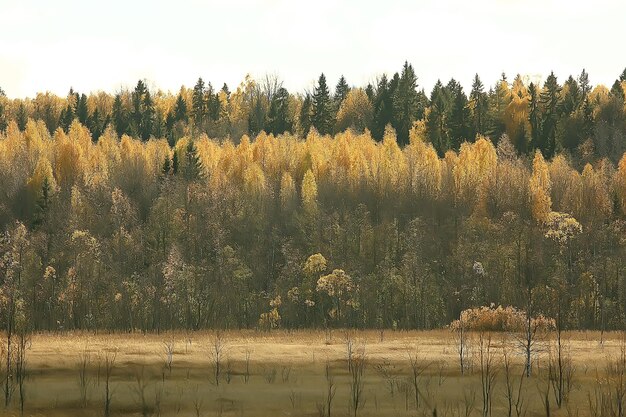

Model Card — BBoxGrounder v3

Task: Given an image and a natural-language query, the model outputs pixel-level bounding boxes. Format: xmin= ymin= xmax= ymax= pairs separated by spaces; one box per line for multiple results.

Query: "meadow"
xmin=1 ymin=330 xmax=624 ymax=417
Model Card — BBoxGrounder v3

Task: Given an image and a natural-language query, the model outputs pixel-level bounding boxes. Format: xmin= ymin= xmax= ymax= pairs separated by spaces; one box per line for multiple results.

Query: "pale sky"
xmin=1 ymin=0 xmax=625 ymax=98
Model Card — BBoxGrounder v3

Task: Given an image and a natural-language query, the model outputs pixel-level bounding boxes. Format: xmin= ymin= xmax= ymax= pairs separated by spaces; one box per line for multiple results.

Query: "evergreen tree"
xmin=365 ymin=83 xmax=375 ymax=102
xmin=579 ymin=69 xmax=592 ymax=98
xmin=172 ymin=150 xmax=179 ymax=175
xmin=141 ymin=90 xmax=156 ymax=140
xmin=447 ymin=80 xmax=471 ymax=150
xmin=333 ymin=75 xmax=350 ymax=121
xmin=528 ymin=82 xmax=541 ymax=151
xmin=561 ymin=75 xmax=581 ymax=115
xmin=76 ymin=93 xmax=89 ymax=125
xmin=131 ymin=80 xmax=148 ymax=138
xmin=427 ymin=80 xmax=450 ymax=155
xmin=299 ymin=94 xmax=313 ymax=137
xmin=0 ymin=86 xmax=4 ymax=96
xmin=610 ymin=79 xmax=625 ymax=103
xmin=221 ymin=83 xmax=230 ymax=98
xmin=112 ymin=93 xmax=129 ymax=137
xmin=60 ymin=102 xmax=75 ymax=132
xmin=311 ymin=73 xmax=333 ymax=135
xmin=392 ymin=61 xmax=419 ymax=146
xmin=620 ymin=68 xmax=626 ymax=82
xmin=539 ymin=72 xmax=561 ymax=158
xmin=373 ymin=74 xmax=393 ymax=141
xmin=184 ymin=139 xmax=204 ymax=181
xmin=267 ymin=87 xmax=292 ymax=135
xmin=16 ymin=101 xmax=28 ymax=130
xmin=192 ymin=77 xmax=206 ymax=128
xmin=470 ymin=74 xmax=487 ymax=138
xmin=174 ymin=93 xmax=188 ymax=122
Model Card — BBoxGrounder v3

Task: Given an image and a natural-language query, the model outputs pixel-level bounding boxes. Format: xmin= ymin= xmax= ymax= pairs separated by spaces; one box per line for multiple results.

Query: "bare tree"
xmin=103 ymin=349 xmax=117 ymax=417
xmin=78 ymin=348 xmax=92 ymax=408
xmin=478 ymin=333 xmax=497 ymax=417
xmin=349 ymin=347 xmax=366 ymax=417
xmin=503 ymin=340 xmax=527 ymax=417
xmin=408 ymin=349 xmax=431 ymax=410
xmin=209 ymin=331 xmax=226 ymax=386
xmin=324 ymin=360 xmax=336 ymax=417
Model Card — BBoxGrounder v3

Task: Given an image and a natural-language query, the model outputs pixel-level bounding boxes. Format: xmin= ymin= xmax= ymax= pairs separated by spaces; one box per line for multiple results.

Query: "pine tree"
xmin=561 ymin=76 xmax=581 ymax=115
xmin=373 ymin=74 xmax=393 ymax=141
xmin=392 ymin=61 xmax=419 ymax=146
xmin=470 ymin=74 xmax=487 ymax=138
xmin=610 ymin=79 xmax=625 ymax=103
xmin=447 ymin=80 xmax=470 ymax=150
xmin=131 ymin=80 xmax=148 ymax=138
xmin=112 ymin=93 xmax=128 ymax=137
xmin=311 ymin=73 xmax=333 ymax=135
xmin=539 ymin=72 xmax=561 ymax=158
xmin=184 ymin=139 xmax=204 ymax=181
xmin=192 ymin=77 xmax=206 ymax=129
xmin=267 ymin=87 xmax=292 ymax=135
xmin=76 ymin=94 xmax=89 ymax=125
xmin=620 ymin=68 xmax=626 ymax=82
xmin=578 ymin=69 xmax=591 ymax=98
xmin=174 ymin=93 xmax=188 ymax=122
xmin=334 ymin=76 xmax=350 ymax=110
xmin=427 ymin=80 xmax=450 ymax=155
xmin=528 ymin=82 xmax=541 ymax=151
xmin=141 ymin=90 xmax=155 ymax=140
xmin=299 ymin=94 xmax=313 ymax=137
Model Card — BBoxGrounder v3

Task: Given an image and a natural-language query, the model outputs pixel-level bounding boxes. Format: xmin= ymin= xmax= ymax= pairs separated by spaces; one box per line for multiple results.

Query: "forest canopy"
xmin=1 ymin=64 xmax=626 ymax=332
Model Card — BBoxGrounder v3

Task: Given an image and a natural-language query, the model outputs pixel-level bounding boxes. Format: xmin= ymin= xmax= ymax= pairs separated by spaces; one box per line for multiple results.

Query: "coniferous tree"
xmin=112 ymin=93 xmax=129 ymax=137
xmin=392 ymin=61 xmax=419 ymax=146
xmin=299 ymin=94 xmax=313 ymax=137
xmin=267 ymin=87 xmax=292 ymax=135
xmin=141 ymin=89 xmax=155 ymax=140
xmin=192 ymin=77 xmax=206 ymax=129
xmin=365 ymin=83 xmax=375 ymax=102
xmin=539 ymin=72 xmax=562 ymax=158
xmin=76 ymin=94 xmax=89 ymax=125
xmin=334 ymin=76 xmax=350 ymax=108
xmin=372 ymin=75 xmax=393 ymax=140
xmin=610 ymin=79 xmax=625 ymax=103
xmin=174 ymin=93 xmax=188 ymax=122
xmin=447 ymin=80 xmax=471 ymax=150
xmin=470 ymin=74 xmax=487 ymax=138
xmin=311 ymin=73 xmax=333 ymax=135
xmin=427 ymin=80 xmax=450 ymax=155
xmin=184 ymin=139 xmax=204 ymax=181
xmin=620 ymin=68 xmax=626 ymax=82
xmin=528 ymin=82 xmax=541 ymax=151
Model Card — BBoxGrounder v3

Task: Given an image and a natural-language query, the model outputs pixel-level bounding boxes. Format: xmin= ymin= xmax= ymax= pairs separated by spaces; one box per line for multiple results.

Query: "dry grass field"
xmin=1 ymin=330 xmax=624 ymax=417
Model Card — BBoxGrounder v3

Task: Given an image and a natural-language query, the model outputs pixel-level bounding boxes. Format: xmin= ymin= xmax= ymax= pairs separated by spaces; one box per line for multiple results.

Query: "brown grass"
xmin=0 ymin=329 xmax=623 ymax=416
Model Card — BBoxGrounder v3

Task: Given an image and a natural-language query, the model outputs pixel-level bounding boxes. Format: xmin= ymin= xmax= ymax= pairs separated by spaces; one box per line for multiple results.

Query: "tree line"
xmin=2 ymin=64 xmax=626 ymax=163
xmin=1 ymin=109 xmax=626 ymax=332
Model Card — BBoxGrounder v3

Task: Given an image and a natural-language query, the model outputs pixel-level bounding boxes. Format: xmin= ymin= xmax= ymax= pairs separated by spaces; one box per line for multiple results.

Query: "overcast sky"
xmin=1 ymin=0 xmax=624 ymax=98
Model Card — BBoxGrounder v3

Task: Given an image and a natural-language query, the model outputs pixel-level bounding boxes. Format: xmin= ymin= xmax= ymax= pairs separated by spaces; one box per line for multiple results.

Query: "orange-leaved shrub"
xmin=450 ymin=305 xmax=555 ymax=332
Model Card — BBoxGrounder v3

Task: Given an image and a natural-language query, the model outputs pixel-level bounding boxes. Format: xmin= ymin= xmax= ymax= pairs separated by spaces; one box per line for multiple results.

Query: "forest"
xmin=1 ymin=63 xmax=626 ymax=333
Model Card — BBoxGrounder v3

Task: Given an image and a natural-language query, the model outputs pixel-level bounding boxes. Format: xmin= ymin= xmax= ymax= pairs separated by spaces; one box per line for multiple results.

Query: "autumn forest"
xmin=1 ymin=63 xmax=626 ymax=334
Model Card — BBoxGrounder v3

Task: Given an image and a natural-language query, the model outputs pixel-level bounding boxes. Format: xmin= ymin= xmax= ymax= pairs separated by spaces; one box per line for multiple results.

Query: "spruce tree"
xmin=76 ymin=94 xmax=89 ymax=125
xmin=470 ymin=74 xmax=487 ymax=138
xmin=311 ymin=73 xmax=333 ymax=135
xmin=447 ymin=80 xmax=470 ymax=150
xmin=620 ymin=68 xmax=626 ymax=82
xmin=334 ymin=76 xmax=350 ymax=110
xmin=267 ymin=87 xmax=292 ymax=135
xmin=112 ymin=94 xmax=129 ymax=137
xmin=392 ymin=61 xmax=419 ymax=146
xmin=539 ymin=72 xmax=561 ymax=158
xmin=174 ymin=93 xmax=188 ymax=122
xmin=192 ymin=77 xmax=206 ymax=128
xmin=426 ymin=80 xmax=450 ymax=155
xmin=299 ymin=94 xmax=313 ymax=137
xmin=528 ymin=82 xmax=541 ymax=151
xmin=373 ymin=74 xmax=393 ymax=141
xmin=141 ymin=90 xmax=155 ymax=140
xmin=184 ymin=139 xmax=204 ymax=181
